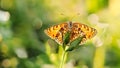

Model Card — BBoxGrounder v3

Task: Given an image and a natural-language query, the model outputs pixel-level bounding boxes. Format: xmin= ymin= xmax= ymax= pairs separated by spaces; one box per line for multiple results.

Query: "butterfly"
xmin=44 ymin=21 xmax=97 ymax=45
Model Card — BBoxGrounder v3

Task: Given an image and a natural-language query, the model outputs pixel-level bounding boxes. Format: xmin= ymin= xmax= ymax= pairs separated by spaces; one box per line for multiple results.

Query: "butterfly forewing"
xmin=44 ymin=23 xmax=69 ymax=44
xmin=72 ymin=23 xmax=97 ymax=44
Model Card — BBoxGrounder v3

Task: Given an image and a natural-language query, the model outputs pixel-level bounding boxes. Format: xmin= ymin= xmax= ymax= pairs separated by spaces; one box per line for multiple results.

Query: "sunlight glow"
xmin=0 ymin=10 xmax=10 ymax=22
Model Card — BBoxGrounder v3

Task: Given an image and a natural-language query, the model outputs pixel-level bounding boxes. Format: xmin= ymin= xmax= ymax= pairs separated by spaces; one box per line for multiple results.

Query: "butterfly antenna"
xmin=60 ymin=13 xmax=66 ymax=17
xmin=69 ymin=13 xmax=80 ymax=21
xmin=56 ymin=8 xmax=67 ymax=17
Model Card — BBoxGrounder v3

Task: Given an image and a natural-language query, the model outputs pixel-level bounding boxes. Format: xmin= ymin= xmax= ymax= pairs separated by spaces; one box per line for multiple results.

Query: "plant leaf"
xmin=47 ymin=39 xmax=59 ymax=53
xmin=63 ymin=31 xmax=71 ymax=49
xmin=66 ymin=35 xmax=85 ymax=51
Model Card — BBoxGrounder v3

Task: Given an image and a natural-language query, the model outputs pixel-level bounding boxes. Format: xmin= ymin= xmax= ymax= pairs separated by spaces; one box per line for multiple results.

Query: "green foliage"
xmin=66 ymin=36 xmax=84 ymax=51
xmin=63 ymin=31 xmax=71 ymax=49
xmin=47 ymin=39 xmax=59 ymax=53
xmin=0 ymin=0 xmax=120 ymax=68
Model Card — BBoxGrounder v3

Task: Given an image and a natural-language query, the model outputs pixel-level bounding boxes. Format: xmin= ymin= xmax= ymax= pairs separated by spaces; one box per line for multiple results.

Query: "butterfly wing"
xmin=44 ymin=23 xmax=69 ymax=45
xmin=70 ymin=23 xmax=97 ymax=44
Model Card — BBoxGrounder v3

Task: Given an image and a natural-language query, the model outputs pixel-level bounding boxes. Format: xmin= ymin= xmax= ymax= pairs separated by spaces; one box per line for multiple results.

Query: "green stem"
xmin=59 ymin=50 xmax=67 ymax=68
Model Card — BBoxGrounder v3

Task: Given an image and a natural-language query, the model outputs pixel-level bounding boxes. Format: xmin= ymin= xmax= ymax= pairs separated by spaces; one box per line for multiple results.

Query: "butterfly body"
xmin=44 ymin=21 xmax=97 ymax=45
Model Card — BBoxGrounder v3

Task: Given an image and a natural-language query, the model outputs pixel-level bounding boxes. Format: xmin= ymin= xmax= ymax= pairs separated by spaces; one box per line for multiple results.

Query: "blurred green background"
xmin=0 ymin=0 xmax=120 ymax=68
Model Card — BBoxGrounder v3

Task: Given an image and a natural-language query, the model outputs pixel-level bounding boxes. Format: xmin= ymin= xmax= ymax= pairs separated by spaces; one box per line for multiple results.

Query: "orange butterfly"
xmin=44 ymin=21 xmax=97 ymax=45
